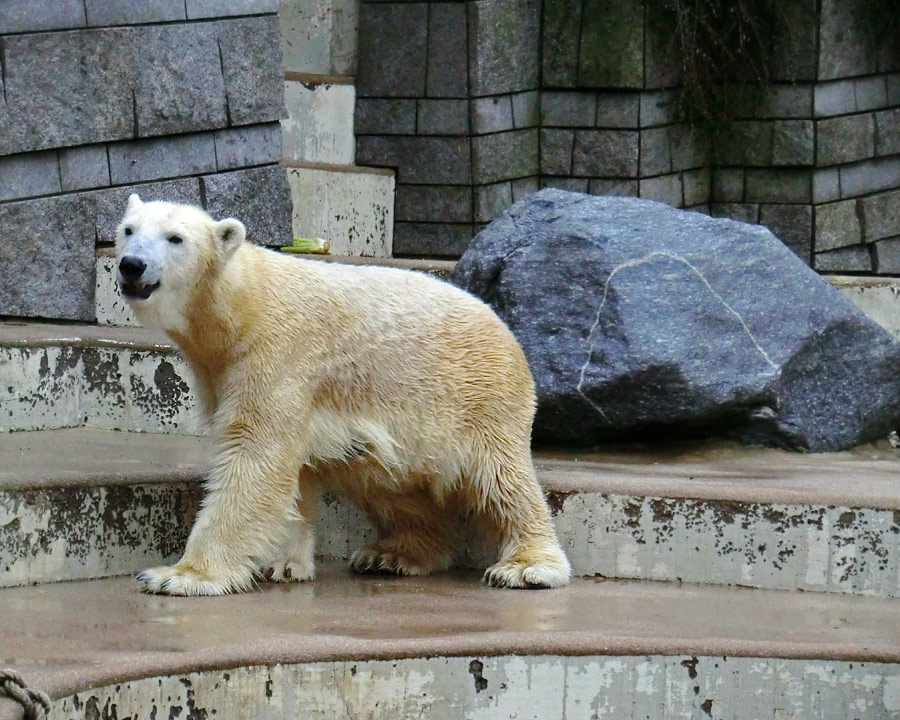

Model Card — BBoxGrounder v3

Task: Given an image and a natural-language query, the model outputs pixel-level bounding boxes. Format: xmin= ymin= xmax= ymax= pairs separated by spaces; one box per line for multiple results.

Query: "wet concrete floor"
xmin=2 ymin=562 xmax=900 ymax=701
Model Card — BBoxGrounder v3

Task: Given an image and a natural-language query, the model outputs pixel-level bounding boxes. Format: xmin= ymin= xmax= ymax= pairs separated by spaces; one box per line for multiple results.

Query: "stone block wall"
xmin=540 ymin=0 xmax=710 ymax=212
xmin=809 ymin=37 xmax=900 ymax=272
xmin=354 ymin=0 xmax=900 ymax=270
xmin=355 ymin=0 xmax=542 ymax=257
xmin=539 ymin=93 xmax=709 ymax=213
xmin=709 ymin=0 xmax=900 ymax=268
xmin=355 ymin=0 xmax=710 ymax=257
xmin=0 ymin=1 xmax=291 ymax=321
xmin=543 ymin=0 xmax=900 ymax=270
xmin=710 ymin=82 xmax=817 ymax=262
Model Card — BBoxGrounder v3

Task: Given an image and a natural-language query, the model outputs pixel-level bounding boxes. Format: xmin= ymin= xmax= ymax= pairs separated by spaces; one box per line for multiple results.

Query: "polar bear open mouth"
xmin=120 ymin=280 xmax=160 ymax=300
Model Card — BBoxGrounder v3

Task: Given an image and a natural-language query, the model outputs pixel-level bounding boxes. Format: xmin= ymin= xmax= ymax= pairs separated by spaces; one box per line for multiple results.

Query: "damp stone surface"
xmin=48 ymin=655 xmax=900 ymax=720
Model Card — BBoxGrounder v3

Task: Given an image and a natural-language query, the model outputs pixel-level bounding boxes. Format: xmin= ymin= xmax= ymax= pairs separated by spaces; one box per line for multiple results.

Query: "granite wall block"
xmin=427 ymin=3 xmax=469 ymax=98
xmin=0 ymin=195 xmax=97 ymax=320
xmin=357 ymin=3 xmax=428 ymax=97
xmin=202 ymin=166 xmax=292 ymax=247
xmin=468 ymin=0 xmax=540 ymax=96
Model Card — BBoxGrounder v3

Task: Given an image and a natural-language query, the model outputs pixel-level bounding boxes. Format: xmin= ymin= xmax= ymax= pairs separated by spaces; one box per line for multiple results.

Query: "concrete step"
xmin=282 ymin=75 xmax=356 ymax=166
xmin=95 ymin=249 xmax=453 ymax=326
xmin=827 ymin=274 xmax=900 ymax=340
xmin=286 ymin=161 xmax=395 ymax=258
xmin=1 ymin=565 xmax=899 ymax=720
xmin=3 ymin=428 xmax=900 ymax=599
xmin=95 ymin=256 xmax=894 ymax=337
xmin=0 ymin=321 xmax=197 ymax=434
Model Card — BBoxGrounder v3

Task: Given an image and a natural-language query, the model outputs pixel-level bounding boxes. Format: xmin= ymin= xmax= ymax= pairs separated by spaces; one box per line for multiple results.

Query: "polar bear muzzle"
xmin=118 ymin=255 xmax=161 ymax=299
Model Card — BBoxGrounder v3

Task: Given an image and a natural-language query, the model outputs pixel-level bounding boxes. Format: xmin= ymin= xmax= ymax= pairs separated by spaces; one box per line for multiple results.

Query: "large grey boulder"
xmin=452 ymin=189 xmax=900 ymax=451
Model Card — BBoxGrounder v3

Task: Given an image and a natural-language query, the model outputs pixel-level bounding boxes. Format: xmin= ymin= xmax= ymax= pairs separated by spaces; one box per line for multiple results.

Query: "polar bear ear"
xmin=215 ymin=218 xmax=246 ymax=259
xmin=126 ymin=193 xmax=143 ymax=213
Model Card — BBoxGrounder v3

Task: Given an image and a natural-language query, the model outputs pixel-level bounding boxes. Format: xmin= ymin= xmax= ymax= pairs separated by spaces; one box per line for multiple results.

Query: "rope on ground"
xmin=0 ymin=669 xmax=51 ymax=720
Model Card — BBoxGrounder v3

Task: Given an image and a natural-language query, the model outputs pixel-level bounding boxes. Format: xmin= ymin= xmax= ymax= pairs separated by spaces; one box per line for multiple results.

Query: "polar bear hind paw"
xmin=349 ymin=546 xmax=435 ymax=577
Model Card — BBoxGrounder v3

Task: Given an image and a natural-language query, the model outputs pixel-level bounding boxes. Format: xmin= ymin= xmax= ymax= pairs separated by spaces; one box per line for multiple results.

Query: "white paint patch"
xmin=805 ymin=518 xmax=830 ymax=589
xmin=615 ymin=540 xmax=640 ymax=577
xmin=282 ymin=81 xmax=356 ymax=165
xmin=883 ymin=675 xmax=900 ymax=711
xmin=287 ymin=166 xmax=394 ymax=257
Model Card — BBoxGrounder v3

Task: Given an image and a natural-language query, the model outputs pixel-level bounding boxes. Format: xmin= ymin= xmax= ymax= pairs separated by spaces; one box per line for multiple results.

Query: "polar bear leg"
xmin=138 ymin=435 xmax=304 ymax=596
xmin=349 ymin=529 xmax=455 ymax=577
xmin=263 ymin=521 xmax=316 ymax=582
xmin=475 ymin=457 xmax=571 ymax=589
xmin=349 ymin=485 xmax=458 ymax=577
xmin=261 ymin=476 xmax=322 ymax=583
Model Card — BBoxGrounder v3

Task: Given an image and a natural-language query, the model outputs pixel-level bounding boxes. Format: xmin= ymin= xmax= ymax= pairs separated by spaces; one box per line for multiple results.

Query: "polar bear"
xmin=115 ymin=194 xmax=571 ymax=595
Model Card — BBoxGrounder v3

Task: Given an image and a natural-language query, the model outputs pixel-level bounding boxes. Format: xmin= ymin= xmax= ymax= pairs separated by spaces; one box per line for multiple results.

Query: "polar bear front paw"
xmin=483 ymin=560 xmax=570 ymax=589
xmin=136 ymin=564 xmax=250 ymax=596
xmin=260 ymin=559 xmax=315 ymax=583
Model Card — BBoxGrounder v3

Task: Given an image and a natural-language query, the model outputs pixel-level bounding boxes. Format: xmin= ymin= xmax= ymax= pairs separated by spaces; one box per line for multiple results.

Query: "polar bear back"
xmin=218 ymin=246 xmax=537 ymax=475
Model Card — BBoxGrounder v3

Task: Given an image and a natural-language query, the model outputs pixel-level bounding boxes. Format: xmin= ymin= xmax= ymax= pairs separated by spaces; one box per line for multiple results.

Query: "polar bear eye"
xmin=124 ymin=227 xmax=132 ymax=236
xmin=168 ymin=235 xmax=183 ymax=245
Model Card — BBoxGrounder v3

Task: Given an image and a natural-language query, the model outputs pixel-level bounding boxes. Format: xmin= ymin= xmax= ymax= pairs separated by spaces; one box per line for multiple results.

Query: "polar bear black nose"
xmin=119 ymin=256 xmax=146 ymax=280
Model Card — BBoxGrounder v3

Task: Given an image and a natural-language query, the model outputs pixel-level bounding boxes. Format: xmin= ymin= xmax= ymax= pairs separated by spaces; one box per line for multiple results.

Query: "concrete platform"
xmin=4 ymin=427 xmax=900 ymax=509
xmin=828 ymin=274 xmax=900 ymax=340
xmin=0 ymin=322 xmax=196 ymax=434
xmin=1 ymin=565 xmax=900 ymax=719
xmin=94 ymin=251 xmax=455 ymax=326
xmin=0 ymin=320 xmax=170 ymax=350
xmin=4 ymin=429 xmax=900 ymax=598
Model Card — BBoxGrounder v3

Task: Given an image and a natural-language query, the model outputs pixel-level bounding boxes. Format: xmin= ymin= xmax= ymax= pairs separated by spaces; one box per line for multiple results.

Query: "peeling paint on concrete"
xmin=95 ymin=255 xmax=139 ymax=327
xmin=81 ymin=347 xmax=198 ymax=434
xmin=4 ymin=474 xmax=900 ymax=596
xmin=0 ymin=482 xmax=377 ymax=587
xmin=0 ymin=343 xmax=200 ymax=435
xmin=48 ymin=656 xmax=900 ymax=719
xmin=0 ymin=482 xmax=200 ymax=587
xmin=0 ymin=346 xmax=81 ymax=432
xmin=554 ymin=492 xmax=900 ymax=597
xmin=86 ymin=348 xmax=198 ymax=434
xmin=287 ymin=166 xmax=394 ymax=257
xmin=125 ymin=352 xmax=196 ymax=433
xmin=282 ymin=81 xmax=356 ymax=165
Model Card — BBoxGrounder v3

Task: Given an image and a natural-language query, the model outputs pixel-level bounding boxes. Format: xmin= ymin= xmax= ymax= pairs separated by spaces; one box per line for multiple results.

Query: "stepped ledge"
xmin=2 ymin=562 xmax=900 ymax=718
xmin=3 ymin=427 xmax=900 ymax=511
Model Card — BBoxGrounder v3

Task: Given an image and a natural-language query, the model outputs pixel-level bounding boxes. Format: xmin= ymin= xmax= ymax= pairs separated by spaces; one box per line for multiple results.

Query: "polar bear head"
xmin=115 ymin=194 xmax=246 ymax=331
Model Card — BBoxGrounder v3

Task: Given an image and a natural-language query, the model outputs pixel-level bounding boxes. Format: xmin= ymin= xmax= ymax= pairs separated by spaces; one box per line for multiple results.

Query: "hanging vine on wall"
xmin=643 ymin=0 xmax=900 ymax=126
xmin=644 ymin=0 xmax=786 ymax=126
xmin=867 ymin=0 xmax=900 ymax=58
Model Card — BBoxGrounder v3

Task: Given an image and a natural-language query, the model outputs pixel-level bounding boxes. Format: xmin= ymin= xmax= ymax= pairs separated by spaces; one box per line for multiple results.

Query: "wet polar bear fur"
xmin=116 ymin=194 xmax=571 ymax=595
